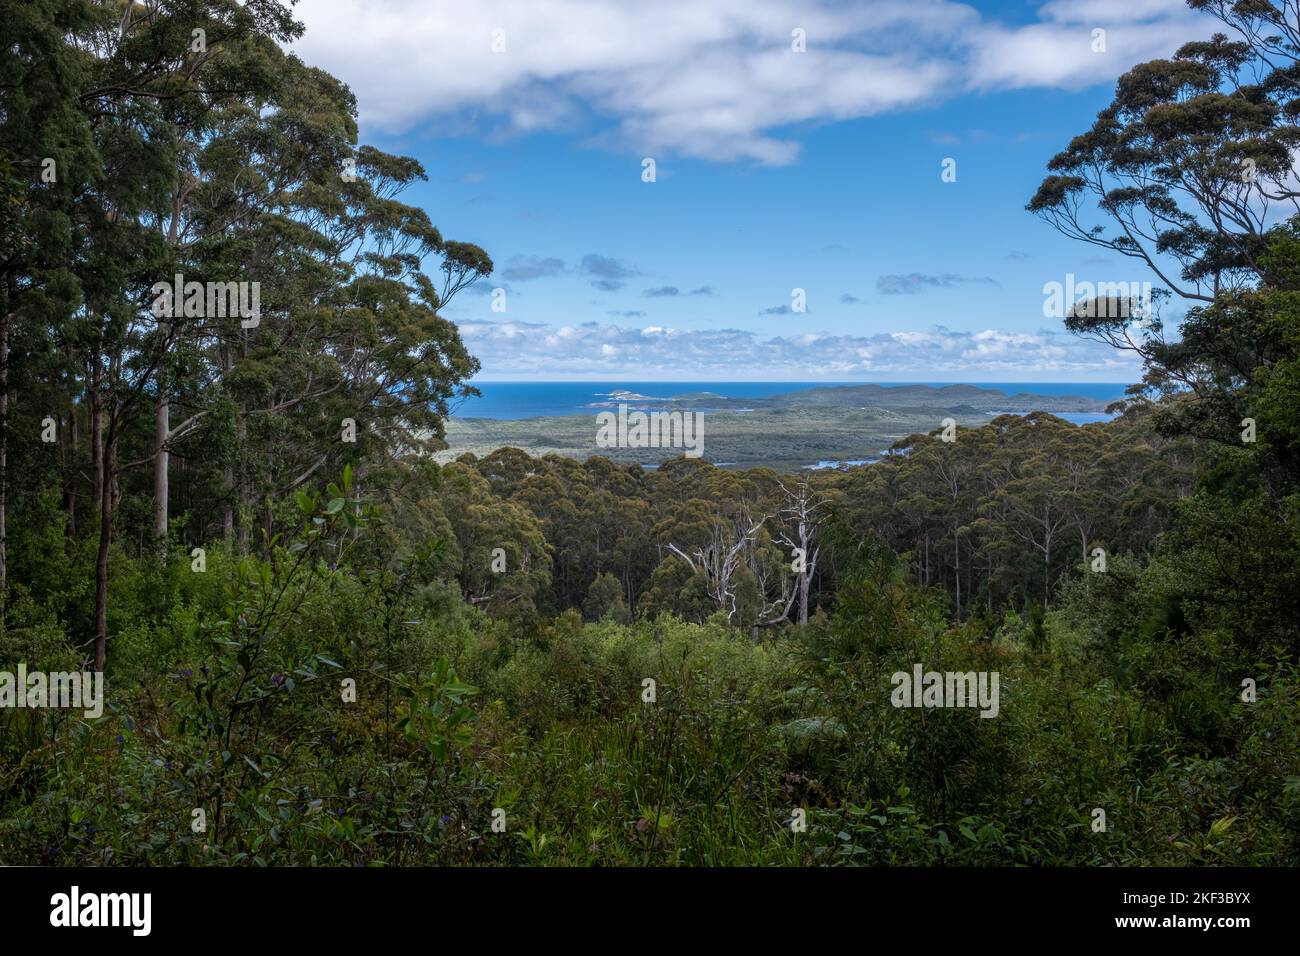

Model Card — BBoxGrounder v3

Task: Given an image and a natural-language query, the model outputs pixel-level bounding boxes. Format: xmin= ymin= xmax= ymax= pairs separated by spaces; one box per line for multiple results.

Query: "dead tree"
xmin=773 ymin=476 xmax=831 ymax=626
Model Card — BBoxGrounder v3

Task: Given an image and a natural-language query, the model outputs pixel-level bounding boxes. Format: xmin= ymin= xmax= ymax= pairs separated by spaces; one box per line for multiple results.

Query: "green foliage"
xmin=3 ymin=0 xmax=1300 ymax=869
xmin=2 ymin=471 xmax=1295 ymax=866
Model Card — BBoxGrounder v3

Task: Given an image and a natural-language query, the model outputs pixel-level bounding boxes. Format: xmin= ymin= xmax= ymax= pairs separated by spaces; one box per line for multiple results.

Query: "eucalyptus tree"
xmin=0 ymin=0 xmax=490 ymax=670
xmin=1028 ymin=0 xmax=1300 ymax=304
xmin=1028 ymin=0 xmax=1300 ymax=445
xmin=0 ymin=0 xmax=99 ymax=601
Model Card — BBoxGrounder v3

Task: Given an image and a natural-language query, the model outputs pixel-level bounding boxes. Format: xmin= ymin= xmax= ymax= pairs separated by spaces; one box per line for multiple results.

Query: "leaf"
xmin=1208 ymin=815 xmax=1237 ymax=840
xmin=343 ymin=462 xmax=353 ymax=494
xmin=774 ymin=716 xmax=846 ymax=743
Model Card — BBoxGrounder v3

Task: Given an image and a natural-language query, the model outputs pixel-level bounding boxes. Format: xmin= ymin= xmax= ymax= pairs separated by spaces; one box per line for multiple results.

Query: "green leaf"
xmin=1208 ymin=815 xmax=1237 ymax=840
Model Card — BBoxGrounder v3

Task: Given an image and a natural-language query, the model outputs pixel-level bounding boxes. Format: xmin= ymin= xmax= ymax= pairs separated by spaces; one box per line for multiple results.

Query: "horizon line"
xmin=464 ymin=378 xmax=1137 ymax=385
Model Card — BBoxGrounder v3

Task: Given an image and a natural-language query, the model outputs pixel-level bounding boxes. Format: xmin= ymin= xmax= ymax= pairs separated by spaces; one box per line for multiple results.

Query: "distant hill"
xmin=762 ymin=383 xmax=1107 ymax=412
xmin=437 ymin=382 xmax=1115 ymax=472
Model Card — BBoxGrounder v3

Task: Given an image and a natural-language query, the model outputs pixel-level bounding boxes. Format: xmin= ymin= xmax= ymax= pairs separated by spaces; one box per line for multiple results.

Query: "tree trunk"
xmin=154 ymin=391 xmax=169 ymax=540
xmin=953 ymin=527 xmax=961 ymax=619
xmin=0 ymin=311 xmax=8 ymax=603
xmin=798 ymin=569 xmax=810 ymax=626
xmin=220 ymin=347 xmax=234 ymax=542
xmin=90 ymin=362 xmax=103 ymax=507
xmin=236 ymin=401 xmax=249 ymax=554
xmin=64 ymin=402 xmax=79 ymax=538
xmin=94 ymin=413 xmax=117 ymax=672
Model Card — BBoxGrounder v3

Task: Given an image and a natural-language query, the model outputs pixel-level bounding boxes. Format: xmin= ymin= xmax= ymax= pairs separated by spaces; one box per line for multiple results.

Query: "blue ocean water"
xmin=449 ymin=381 xmax=1132 ymax=420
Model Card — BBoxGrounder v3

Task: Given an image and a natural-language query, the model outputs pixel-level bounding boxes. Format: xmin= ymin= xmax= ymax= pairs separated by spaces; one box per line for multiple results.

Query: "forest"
xmin=0 ymin=0 xmax=1297 ymax=866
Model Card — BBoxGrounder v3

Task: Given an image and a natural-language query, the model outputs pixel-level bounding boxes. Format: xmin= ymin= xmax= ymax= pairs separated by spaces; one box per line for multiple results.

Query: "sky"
xmin=292 ymin=0 xmax=1217 ymax=382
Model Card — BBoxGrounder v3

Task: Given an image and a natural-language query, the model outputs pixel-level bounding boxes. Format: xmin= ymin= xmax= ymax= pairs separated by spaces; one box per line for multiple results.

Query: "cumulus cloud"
xmin=454 ymin=318 xmax=1142 ymax=377
xmin=643 ymin=285 xmax=716 ymax=297
xmin=580 ymin=253 xmax=641 ymax=291
xmin=293 ymin=0 xmax=1210 ymax=165
xmin=500 ymin=255 xmax=566 ymax=281
xmin=965 ymin=0 xmax=1203 ymax=91
xmin=463 ymin=281 xmax=507 ymax=296
xmin=877 ymin=273 xmax=999 ymax=295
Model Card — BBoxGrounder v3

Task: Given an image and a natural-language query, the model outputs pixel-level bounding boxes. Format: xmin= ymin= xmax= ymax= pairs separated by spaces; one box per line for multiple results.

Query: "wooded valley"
xmin=0 ymin=0 xmax=1297 ymax=866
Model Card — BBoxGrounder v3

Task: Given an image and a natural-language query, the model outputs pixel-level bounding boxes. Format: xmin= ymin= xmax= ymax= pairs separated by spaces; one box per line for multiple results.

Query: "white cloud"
xmin=294 ymin=0 xmax=1211 ymax=164
xmin=1040 ymin=0 xmax=1189 ymax=25
xmin=452 ymin=318 xmax=1142 ymax=377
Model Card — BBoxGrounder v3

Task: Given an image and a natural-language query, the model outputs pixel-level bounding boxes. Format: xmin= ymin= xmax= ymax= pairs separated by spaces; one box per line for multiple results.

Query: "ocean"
xmin=449 ymin=381 xmax=1132 ymax=421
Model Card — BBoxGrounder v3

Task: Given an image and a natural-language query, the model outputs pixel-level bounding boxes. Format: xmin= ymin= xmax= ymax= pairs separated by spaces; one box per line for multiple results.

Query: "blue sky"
xmin=294 ymin=0 xmax=1214 ymax=381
